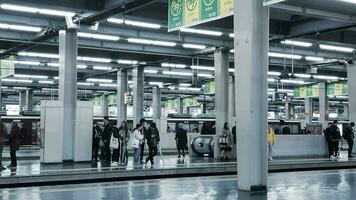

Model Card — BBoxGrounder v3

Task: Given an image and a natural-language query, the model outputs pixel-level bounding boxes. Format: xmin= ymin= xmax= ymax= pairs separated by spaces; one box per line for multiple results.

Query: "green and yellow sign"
xmin=327 ymin=82 xmax=348 ymax=96
xmin=165 ymin=98 xmax=178 ymax=108
xmin=183 ymin=96 xmax=199 ymax=107
xmin=0 ymin=57 xmax=15 ymax=79
xmin=294 ymin=85 xmax=319 ymax=98
xmin=202 ymin=81 xmax=216 ymax=94
xmin=168 ymin=0 xmax=234 ymax=32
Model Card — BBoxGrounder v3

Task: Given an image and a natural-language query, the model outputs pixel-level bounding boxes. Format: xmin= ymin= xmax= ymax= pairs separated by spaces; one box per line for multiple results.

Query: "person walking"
xmin=92 ymin=122 xmax=102 ymax=163
xmin=145 ymin=122 xmax=160 ymax=166
xmin=267 ymin=125 xmax=276 ymax=161
xmin=8 ymin=121 xmax=20 ymax=168
xmin=330 ymin=120 xmax=341 ymax=159
xmin=0 ymin=119 xmax=6 ymax=170
xmin=175 ymin=123 xmax=188 ymax=158
xmin=139 ymin=118 xmax=147 ymax=164
xmin=131 ymin=123 xmax=144 ymax=166
xmin=101 ymin=116 xmax=113 ymax=162
xmin=343 ymin=122 xmax=355 ymax=159
xmin=219 ymin=123 xmax=233 ymax=160
xmin=118 ymin=121 xmax=129 ymax=165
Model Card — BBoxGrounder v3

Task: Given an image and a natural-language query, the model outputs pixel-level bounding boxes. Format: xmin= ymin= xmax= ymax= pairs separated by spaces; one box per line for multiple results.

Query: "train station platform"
xmin=1 ymin=152 xmax=356 ymax=188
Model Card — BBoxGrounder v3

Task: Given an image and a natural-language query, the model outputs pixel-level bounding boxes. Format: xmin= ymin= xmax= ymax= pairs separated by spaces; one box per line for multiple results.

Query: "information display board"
xmin=0 ymin=56 xmax=15 ymax=79
xmin=168 ymin=0 xmax=233 ymax=32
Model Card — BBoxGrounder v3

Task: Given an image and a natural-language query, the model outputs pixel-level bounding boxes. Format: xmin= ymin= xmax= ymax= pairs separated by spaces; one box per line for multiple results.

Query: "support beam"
xmin=177 ymin=97 xmax=183 ymax=114
xmin=304 ymin=97 xmax=313 ymax=127
xmin=214 ymin=49 xmax=229 ymax=159
xmin=101 ymin=94 xmax=108 ymax=117
xmin=235 ymin=0 xmax=269 ymax=192
xmin=58 ymin=29 xmax=78 ymax=162
xmin=285 ymin=102 xmax=291 ymax=120
xmin=19 ymin=91 xmax=26 ymax=112
xmin=25 ymin=89 xmax=33 ymax=111
xmin=228 ymin=76 xmax=236 ymax=125
xmin=117 ymin=70 xmax=128 ymax=125
xmin=319 ymin=83 xmax=329 ymax=129
xmin=133 ymin=67 xmax=144 ymax=126
xmin=152 ymin=87 xmax=161 ymax=126
xmin=348 ymin=63 xmax=356 ymax=123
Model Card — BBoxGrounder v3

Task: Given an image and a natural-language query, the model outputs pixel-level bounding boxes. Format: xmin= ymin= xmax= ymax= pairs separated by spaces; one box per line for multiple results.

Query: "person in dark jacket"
xmin=139 ymin=118 xmax=147 ymax=164
xmin=101 ymin=116 xmax=113 ymax=162
xmin=145 ymin=122 xmax=160 ymax=165
xmin=92 ymin=122 xmax=102 ymax=162
xmin=201 ymin=122 xmax=210 ymax=135
xmin=118 ymin=121 xmax=129 ymax=165
xmin=330 ymin=120 xmax=341 ymax=159
xmin=175 ymin=123 xmax=188 ymax=158
xmin=344 ymin=122 xmax=355 ymax=158
xmin=9 ymin=121 xmax=20 ymax=168
xmin=0 ymin=119 xmax=6 ymax=170
xmin=324 ymin=123 xmax=333 ymax=158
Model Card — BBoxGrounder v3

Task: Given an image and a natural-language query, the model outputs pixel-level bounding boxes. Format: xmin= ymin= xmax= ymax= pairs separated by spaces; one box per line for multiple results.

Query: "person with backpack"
xmin=330 ymin=120 xmax=341 ymax=159
xmin=101 ymin=116 xmax=113 ymax=163
xmin=343 ymin=122 xmax=355 ymax=159
xmin=145 ymin=122 xmax=160 ymax=166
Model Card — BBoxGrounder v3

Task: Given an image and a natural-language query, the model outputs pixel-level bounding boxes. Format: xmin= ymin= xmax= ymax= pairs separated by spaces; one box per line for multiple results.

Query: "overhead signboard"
xmin=0 ymin=56 xmax=15 ymax=79
xmin=168 ymin=0 xmax=234 ymax=32
xmin=263 ymin=0 xmax=287 ymax=6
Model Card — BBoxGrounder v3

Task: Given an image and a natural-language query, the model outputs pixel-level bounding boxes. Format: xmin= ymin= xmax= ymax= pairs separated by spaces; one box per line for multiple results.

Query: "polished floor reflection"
xmin=1 ymin=169 xmax=356 ymax=200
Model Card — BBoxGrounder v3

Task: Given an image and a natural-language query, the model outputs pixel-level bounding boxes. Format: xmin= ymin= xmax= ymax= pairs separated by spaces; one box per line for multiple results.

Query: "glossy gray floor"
xmin=1 ymin=169 xmax=356 ymax=200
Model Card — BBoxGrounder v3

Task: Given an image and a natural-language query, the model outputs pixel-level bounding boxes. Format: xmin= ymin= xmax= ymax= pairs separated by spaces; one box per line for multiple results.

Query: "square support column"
xmin=25 ymin=89 xmax=33 ymax=111
xmin=228 ymin=76 xmax=236 ymax=125
xmin=19 ymin=91 xmax=26 ymax=112
xmin=304 ymin=97 xmax=313 ymax=126
xmin=348 ymin=63 xmax=356 ymax=123
xmin=117 ymin=70 xmax=128 ymax=125
xmin=101 ymin=94 xmax=108 ymax=117
xmin=133 ymin=67 xmax=144 ymax=126
xmin=285 ymin=102 xmax=291 ymax=120
xmin=177 ymin=97 xmax=183 ymax=114
xmin=234 ymin=0 xmax=269 ymax=191
xmin=319 ymin=83 xmax=329 ymax=129
xmin=214 ymin=49 xmax=229 ymax=159
xmin=152 ymin=87 xmax=161 ymax=126
xmin=59 ymin=29 xmax=78 ymax=162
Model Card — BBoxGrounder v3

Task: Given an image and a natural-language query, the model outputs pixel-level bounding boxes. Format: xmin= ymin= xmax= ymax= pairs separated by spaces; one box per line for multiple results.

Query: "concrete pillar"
xmin=343 ymin=104 xmax=349 ymax=120
xmin=117 ymin=70 xmax=128 ymax=125
xmin=176 ymin=97 xmax=183 ymax=114
xmin=101 ymin=94 xmax=108 ymax=117
xmin=58 ymin=29 xmax=78 ymax=162
xmin=19 ymin=91 xmax=26 ymax=112
xmin=228 ymin=76 xmax=236 ymax=125
xmin=285 ymin=102 xmax=291 ymax=120
xmin=0 ymin=81 xmax=2 ymax=110
xmin=304 ymin=97 xmax=313 ymax=127
xmin=152 ymin=87 xmax=161 ymax=125
xmin=235 ymin=0 xmax=269 ymax=191
xmin=25 ymin=89 xmax=33 ymax=111
xmin=133 ymin=67 xmax=144 ymax=126
xmin=319 ymin=83 xmax=329 ymax=129
xmin=348 ymin=63 xmax=356 ymax=123
xmin=214 ymin=49 xmax=229 ymax=159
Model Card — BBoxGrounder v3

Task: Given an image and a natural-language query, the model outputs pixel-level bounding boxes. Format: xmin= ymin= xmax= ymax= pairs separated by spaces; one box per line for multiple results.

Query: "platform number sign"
xmin=263 ymin=0 xmax=287 ymax=6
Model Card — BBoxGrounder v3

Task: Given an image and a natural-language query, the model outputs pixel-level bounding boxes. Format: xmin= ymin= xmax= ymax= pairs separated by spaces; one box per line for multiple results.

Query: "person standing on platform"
xmin=139 ymin=118 xmax=147 ymax=164
xmin=175 ymin=123 xmax=188 ymax=158
xmin=8 ymin=121 xmax=20 ymax=168
xmin=324 ymin=123 xmax=333 ymax=159
xmin=219 ymin=123 xmax=233 ymax=160
xmin=330 ymin=120 xmax=341 ymax=159
xmin=201 ymin=122 xmax=210 ymax=135
xmin=0 ymin=119 xmax=6 ymax=171
xmin=145 ymin=122 xmax=160 ymax=166
xmin=118 ymin=121 xmax=129 ymax=165
xmin=131 ymin=123 xmax=144 ymax=166
xmin=92 ymin=122 xmax=102 ymax=163
xmin=343 ymin=122 xmax=355 ymax=159
xmin=102 ymin=116 xmax=113 ymax=163
xmin=267 ymin=125 xmax=276 ymax=161
xmin=232 ymin=123 xmax=237 ymax=145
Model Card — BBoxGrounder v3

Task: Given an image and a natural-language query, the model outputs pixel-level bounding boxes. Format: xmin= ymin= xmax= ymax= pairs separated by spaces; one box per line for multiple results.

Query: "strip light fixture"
xmin=179 ymin=83 xmax=192 ymax=87
xmin=78 ymin=32 xmax=120 ymax=41
xmin=180 ymin=28 xmax=223 ymax=36
xmin=93 ymin=66 xmax=112 ymax=71
xmin=281 ymin=79 xmax=305 ymax=84
xmin=191 ymin=65 xmax=214 ymax=71
xmin=305 ymin=56 xmax=324 ymax=62
xmin=38 ymin=80 xmax=54 ymax=84
xmin=314 ymin=75 xmax=339 ymax=80
xmin=0 ymin=4 xmax=75 ymax=17
xmin=144 ymin=70 xmax=158 ymax=74
xmin=198 ymin=74 xmax=213 ymax=78
xmin=86 ymin=78 xmax=113 ymax=83
xmin=163 ymin=71 xmax=193 ymax=76
xmin=268 ymin=52 xmax=302 ymax=60
xmin=178 ymin=87 xmax=201 ymax=92
xmin=99 ymin=83 xmax=117 ymax=87
xmin=229 ymin=33 xmax=234 ymax=38
xmin=78 ymin=82 xmax=94 ymax=86
xmin=2 ymin=78 xmax=33 ymax=83
xmin=183 ymin=43 xmax=206 ymax=50
xmin=14 ymin=74 xmax=48 ymax=79
xmin=128 ymin=38 xmax=176 ymax=47
xmin=268 ymin=72 xmax=281 ymax=76
xmin=281 ymin=40 xmax=313 ymax=47
xmin=13 ymin=61 xmax=41 ymax=66
xmin=118 ymin=60 xmax=138 ymax=65
xmin=18 ymin=52 xmax=59 ymax=59
xmin=161 ymin=63 xmax=186 ymax=68
xmin=78 ymin=56 xmax=112 ymax=63
xmin=0 ymin=23 xmax=42 ymax=32
xmin=107 ymin=18 xmax=161 ymax=29
xmin=149 ymin=82 xmax=163 ymax=86
xmin=319 ymin=44 xmax=354 ymax=53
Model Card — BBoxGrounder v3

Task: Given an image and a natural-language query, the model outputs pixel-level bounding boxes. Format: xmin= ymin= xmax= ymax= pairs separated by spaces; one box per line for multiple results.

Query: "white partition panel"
xmin=74 ymin=101 xmax=93 ymax=162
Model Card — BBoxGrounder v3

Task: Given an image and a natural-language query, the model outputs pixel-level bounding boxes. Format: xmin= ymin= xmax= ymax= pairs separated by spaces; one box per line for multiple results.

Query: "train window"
xmin=167 ymin=123 xmax=176 ymax=133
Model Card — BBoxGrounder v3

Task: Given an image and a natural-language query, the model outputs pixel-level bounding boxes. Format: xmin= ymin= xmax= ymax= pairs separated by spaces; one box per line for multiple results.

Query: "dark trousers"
xmin=178 ymin=149 xmax=185 ymax=157
xmin=10 ymin=150 xmax=17 ymax=166
xmin=332 ymin=141 xmax=339 ymax=157
xmin=146 ymin=146 xmax=158 ymax=164
xmin=92 ymin=141 xmax=99 ymax=161
xmin=140 ymin=143 xmax=145 ymax=162
xmin=348 ymin=140 xmax=354 ymax=157
xmin=327 ymin=142 xmax=333 ymax=157
xmin=101 ymin=144 xmax=111 ymax=162
xmin=0 ymin=143 xmax=3 ymax=167
xmin=119 ymin=143 xmax=128 ymax=164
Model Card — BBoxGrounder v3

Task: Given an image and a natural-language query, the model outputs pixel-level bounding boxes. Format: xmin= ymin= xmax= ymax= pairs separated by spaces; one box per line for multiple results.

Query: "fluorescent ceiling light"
xmin=180 ymin=28 xmax=223 ymax=36
xmin=0 ymin=23 xmax=42 ymax=32
xmin=128 ymin=38 xmax=176 ymax=47
xmin=18 ymin=52 xmax=59 ymax=59
xmin=339 ymin=0 xmax=356 ymax=4
xmin=178 ymin=87 xmax=201 ymax=92
xmin=47 ymin=63 xmax=60 ymax=67
xmin=229 ymin=33 xmax=234 ymax=38
xmin=229 ymin=68 xmax=235 ymax=72
xmin=163 ymin=71 xmax=193 ymax=76
xmin=86 ymin=78 xmax=113 ymax=83
xmin=281 ymin=79 xmax=305 ymax=84
xmin=78 ymin=32 xmax=120 ymax=41
xmin=13 ymin=61 xmax=41 ymax=66
xmin=268 ymin=78 xmax=276 ymax=82
xmin=305 ymin=56 xmax=324 ymax=62
xmin=14 ymin=74 xmax=48 ymax=79
xmin=125 ymin=20 xmax=161 ymax=29
xmin=38 ymin=80 xmax=54 ymax=84
xmin=198 ymin=73 xmax=213 ymax=78
xmin=77 ymin=64 xmax=87 ymax=69
xmin=281 ymin=40 xmax=313 ymax=47
xmin=144 ymin=70 xmax=158 ymax=74
xmin=13 ymin=87 xmax=28 ymax=90
xmin=93 ymin=66 xmax=112 ymax=71
xmin=183 ymin=43 xmax=206 ymax=50
xmin=229 ymin=49 xmax=234 ymax=53
xmin=268 ymin=52 xmax=302 ymax=60
xmin=149 ymin=82 xmax=163 ymax=86
xmin=117 ymin=60 xmax=138 ymax=65
xmin=107 ymin=18 xmax=124 ymax=24
xmin=294 ymin=73 xmax=312 ymax=78
xmin=99 ymin=83 xmax=117 ymax=87
xmin=313 ymin=75 xmax=339 ymax=80
xmin=78 ymin=82 xmax=94 ymax=86
xmin=78 ymin=56 xmax=112 ymax=63
xmin=191 ymin=65 xmax=214 ymax=71
xmin=268 ymin=71 xmax=281 ymax=76
xmin=0 ymin=4 xmax=75 ymax=17
xmin=161 ymin=63 xmax=186 ymax=68
xmin=179 ymin=83 xmax=191 ymax=87
xmin=319 ymin=44 xmax=354 ymax=53
xmin=2 ymin=78 xmax=33 ymax=83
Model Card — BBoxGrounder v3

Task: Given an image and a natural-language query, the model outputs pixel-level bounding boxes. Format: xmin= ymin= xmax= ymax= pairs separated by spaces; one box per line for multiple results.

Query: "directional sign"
xmin=263 ymin=0 xmax=287 ymax=6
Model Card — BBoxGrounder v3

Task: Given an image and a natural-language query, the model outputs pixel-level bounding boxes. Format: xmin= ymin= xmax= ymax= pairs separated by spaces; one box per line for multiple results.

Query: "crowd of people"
xmin=0 ymin=119 xmax=22 ymax=171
